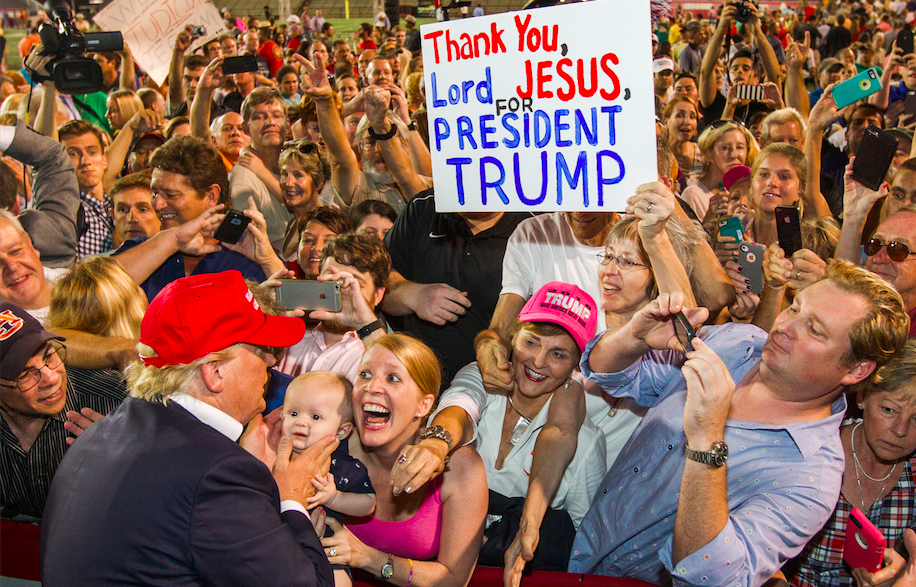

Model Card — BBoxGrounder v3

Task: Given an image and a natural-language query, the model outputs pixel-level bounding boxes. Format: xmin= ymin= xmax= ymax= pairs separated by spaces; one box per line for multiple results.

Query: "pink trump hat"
xmin=518 ymin=282 xmax=598 ymax=351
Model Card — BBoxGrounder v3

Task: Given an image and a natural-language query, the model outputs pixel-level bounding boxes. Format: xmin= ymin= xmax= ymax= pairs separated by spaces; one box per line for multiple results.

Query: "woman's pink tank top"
xmin=347 ymin=475 xmax=443 ymax=560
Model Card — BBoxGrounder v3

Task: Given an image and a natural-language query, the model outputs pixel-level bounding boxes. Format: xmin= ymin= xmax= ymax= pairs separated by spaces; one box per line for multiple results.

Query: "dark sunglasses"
xmin=864 ymin=239 xmax=916 ymax=262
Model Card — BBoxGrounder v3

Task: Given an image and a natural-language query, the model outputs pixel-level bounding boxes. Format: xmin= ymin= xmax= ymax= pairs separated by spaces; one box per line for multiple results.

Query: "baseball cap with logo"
xmin=139 ymin=271 xmax=306 ymax=368
xmin=0 ymin=302 xmax=65 ymax=380
xmin=518 ymin=282 xmax=597 ymax=351
xmin=653 ymin=57 xmax=675 ymax=74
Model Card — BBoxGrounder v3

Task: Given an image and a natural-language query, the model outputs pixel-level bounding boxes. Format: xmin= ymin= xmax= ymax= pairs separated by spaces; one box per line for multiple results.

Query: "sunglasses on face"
xmin=864 ymin=238 xmax=916 ymax=262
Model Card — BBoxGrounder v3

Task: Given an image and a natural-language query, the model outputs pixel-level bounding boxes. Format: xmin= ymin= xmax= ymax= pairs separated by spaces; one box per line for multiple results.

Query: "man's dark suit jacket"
xmin=39 ymin=396 xmax=334 ymax=587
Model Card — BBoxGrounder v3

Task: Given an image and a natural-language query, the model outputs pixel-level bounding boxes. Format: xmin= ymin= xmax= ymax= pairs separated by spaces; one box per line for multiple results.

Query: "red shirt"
xmin=358 ymin=39 xmax=377 ymax=51
xmin=258 ymin=41 xmax=283 ymax=76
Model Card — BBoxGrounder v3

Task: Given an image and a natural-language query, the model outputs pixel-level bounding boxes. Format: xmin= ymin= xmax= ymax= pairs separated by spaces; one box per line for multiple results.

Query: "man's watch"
xmin=379 ymin=553 xmax=394 ymax=580
xmin=685 ymin=440 xmax=728 ymax=468
xmin=356 ymin=318 xmax=385 ymax=340
xmin=419 ymin=425 xmax=453 ymax=450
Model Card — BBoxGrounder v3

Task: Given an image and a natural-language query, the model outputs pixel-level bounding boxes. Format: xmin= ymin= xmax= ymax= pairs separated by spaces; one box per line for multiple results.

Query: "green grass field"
xmin=4 ymin=18 xmax=438 ymax=70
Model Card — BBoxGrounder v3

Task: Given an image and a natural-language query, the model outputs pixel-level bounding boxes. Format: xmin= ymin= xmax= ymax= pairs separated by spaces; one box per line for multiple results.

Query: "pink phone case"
xmin=844 ymin=508 xmax=886 ymax=572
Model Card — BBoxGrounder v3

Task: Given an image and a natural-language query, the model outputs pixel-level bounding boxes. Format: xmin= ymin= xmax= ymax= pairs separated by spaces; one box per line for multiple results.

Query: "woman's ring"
xmin=329 ymin=547 xmax=337 ymax=557
xmin=645 ymin=202 xmax=654 ymax=213
xmin=397 ymin=454 xmax=409 ymax=464
xmin=795 ymin=269 xmax=800 ymax=280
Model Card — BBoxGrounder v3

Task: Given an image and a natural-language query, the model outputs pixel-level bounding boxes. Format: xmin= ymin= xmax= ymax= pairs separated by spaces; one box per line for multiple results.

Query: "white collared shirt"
xmin=169 ymin=392 xmax=308 ymax=517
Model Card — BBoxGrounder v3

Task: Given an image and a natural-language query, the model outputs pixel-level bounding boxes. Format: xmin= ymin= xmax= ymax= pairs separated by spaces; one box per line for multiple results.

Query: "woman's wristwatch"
xmin=379 ymin=553 xmax=394 ymax=580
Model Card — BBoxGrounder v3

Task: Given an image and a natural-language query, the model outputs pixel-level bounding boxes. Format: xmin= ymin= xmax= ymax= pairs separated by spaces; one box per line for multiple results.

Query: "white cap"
xmin=652 ymin=57 xmax=675 ymax=73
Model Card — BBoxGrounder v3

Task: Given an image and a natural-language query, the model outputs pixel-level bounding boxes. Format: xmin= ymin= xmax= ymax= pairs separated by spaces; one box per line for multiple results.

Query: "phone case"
xmin=717 ymin=216 xmax=744 ymax=243
xmin=852 ymin=125 xmax=898 ymax=191
xmin=906 ymin=91 xmax=916 ymax=116
xmin=737 ymin=242 xmax=765 ymax=295
xmin=276 ymin=280 xmax=342 ymax=312
xmin=898 ymin=28 xmax=915 ymax=56
xmin=222 ymin=55 xmax=259 ymax=74
xmin=832 ymin=67 xmax=882 ymax=109
xmin=736 ymin=84 xmax=766 ymax=101
xmin=844 ymin=508 xmax=886 ymax=572
xmin=213 ymin=210 xmax=250 ymax=244
xmin=775 ymin=206 xmax=803 ymax=258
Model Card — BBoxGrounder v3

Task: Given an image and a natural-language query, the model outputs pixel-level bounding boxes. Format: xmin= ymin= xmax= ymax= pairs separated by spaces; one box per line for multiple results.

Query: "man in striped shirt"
xmin=0 ymin=302 xmax=125 ymax=520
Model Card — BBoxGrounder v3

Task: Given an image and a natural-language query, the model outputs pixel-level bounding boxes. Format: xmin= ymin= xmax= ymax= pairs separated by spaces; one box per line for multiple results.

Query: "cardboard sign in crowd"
xmin=421 ymin=0 xmax=656 ymax=212
xmin=93 ymin=0 xmax=226 ymax=87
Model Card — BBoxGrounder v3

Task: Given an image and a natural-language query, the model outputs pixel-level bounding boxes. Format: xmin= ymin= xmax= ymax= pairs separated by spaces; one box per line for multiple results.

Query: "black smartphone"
xmin=190 ymin=25 xmax=206 ymax=39
xmin=213 ymin=209 xmax=251 ymax=244
xmin=276 ymin=280 xmax=342 ymax=312
xmin=851 ymin=125 xmax=898 ymax=191
xmin=906 ymin=91 xmax=916 ymax=116
xmin=775 ymin=206 xmax=803 ymax=257
xmin=222 ymin=55 xmax=259 ymax=74
xmin=899 ymin=27 xmax=915 ymax=56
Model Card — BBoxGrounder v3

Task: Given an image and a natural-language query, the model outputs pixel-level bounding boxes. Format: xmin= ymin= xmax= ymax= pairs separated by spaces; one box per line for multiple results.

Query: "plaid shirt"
xmin=76 ymin=191 xmax=113 ymax=258
xmin=787 ymin=454 xmax=916 ymax=587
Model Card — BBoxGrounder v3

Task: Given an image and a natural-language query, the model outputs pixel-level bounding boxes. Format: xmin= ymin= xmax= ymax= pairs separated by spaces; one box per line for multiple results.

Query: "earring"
xmin=415 ymin=413 xmax=422 ymax=420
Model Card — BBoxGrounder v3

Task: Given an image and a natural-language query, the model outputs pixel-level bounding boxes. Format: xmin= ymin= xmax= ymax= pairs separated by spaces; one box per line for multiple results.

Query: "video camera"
xmin=29 ymin=0 xmax=123 ymax=94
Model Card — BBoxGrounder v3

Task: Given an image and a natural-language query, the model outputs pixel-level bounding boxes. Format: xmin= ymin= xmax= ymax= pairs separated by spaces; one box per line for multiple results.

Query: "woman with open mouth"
xmin=318 ymin=333 xmax=488 ymax=587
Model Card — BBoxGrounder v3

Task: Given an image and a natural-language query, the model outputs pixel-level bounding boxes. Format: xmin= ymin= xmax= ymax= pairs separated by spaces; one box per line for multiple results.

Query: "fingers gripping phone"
xmin=717 ymin=216 xmax=744 ymax=243
xmin=851 ymin=125 xmax=898 ymax=191
xmin=222 ymin=55 xmax=259 ymax=74
xmin=737 ymin=241 xmax=766 ymax=295
xmin=844 ymin=508 xmax=886 ymax=572
xmin=213 ymin=209 xmax=251 ymax=244
xmin=775 ymin=206 xmax=803 ymax=258
xmin=276 ymin=280 xmax=342 ymax=312
xmin=832 ymin=67 xmax=882 ymax=109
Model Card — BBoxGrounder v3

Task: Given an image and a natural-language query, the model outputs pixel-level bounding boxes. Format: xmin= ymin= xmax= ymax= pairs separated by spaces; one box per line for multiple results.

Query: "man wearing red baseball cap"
xmin=40 ymin=271 xmax=338 ymax=587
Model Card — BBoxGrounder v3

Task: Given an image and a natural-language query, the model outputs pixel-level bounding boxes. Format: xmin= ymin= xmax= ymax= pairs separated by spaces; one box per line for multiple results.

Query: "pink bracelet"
xmin=406 ymin=558 xmax=414 ymax=587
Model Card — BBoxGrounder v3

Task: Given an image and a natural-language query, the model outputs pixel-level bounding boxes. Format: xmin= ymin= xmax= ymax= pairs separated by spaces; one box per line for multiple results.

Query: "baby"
xmin=282 ymin=371 xmax=376 ymax=587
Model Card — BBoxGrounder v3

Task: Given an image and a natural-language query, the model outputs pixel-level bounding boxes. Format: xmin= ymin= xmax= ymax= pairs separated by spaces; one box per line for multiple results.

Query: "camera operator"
xmin=699 ymin=1 xmax=782 ymax=125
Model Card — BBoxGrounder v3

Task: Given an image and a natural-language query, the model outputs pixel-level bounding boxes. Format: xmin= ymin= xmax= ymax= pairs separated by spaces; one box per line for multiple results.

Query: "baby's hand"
xmin=307 ymin=472 xmax=337 ymax=507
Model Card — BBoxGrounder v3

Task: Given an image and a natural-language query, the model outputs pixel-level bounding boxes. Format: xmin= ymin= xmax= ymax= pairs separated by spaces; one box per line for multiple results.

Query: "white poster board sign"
xmin=421 ymin=0 xmax=656 ymax=212
xmin=93 ymin=0 xmax=225 ymax=86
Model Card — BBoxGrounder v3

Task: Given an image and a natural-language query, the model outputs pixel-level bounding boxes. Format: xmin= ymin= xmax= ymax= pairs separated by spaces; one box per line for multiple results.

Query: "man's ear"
xmin=841 ymin=360 xmax=877 ymax=387
xmin=336 ymin=421 xmax=354 ymax=439
xmin=199 ymin=361 xmax=226 ymax=394
xmin=204 ymin=184 xmax=221 ymax=206
xmin=372 ymin=286 xmax=385 ymax=308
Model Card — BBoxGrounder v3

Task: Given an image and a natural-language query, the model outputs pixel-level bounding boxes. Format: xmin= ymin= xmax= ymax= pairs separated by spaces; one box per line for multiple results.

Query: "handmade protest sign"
xmin=422 ymin=0 xmax=655 ymax=212
xmin=93 ymin=0 xmax=225 ymax=86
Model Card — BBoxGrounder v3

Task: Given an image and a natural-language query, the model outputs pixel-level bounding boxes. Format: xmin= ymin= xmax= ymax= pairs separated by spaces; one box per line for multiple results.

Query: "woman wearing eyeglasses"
xmin=782 ymin=341 xmax=916 ymax=587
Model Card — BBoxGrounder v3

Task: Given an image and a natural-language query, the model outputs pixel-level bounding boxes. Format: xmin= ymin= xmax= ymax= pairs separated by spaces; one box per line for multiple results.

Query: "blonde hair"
xmin=48 ymin=257 xmax=147 ymax=339
xmin=125 ymin=345 xmax=240 ymax=402
xmin=697 ymin=121 xmax=760 ymax=173
xmin=364 ymin=334 xmax=441 ymax=404
xmin=750 ymin=142 xmax=808 ymax=214
xmin=108 ymin=90 xmax=144 ymax=126
xmin=801 ymin=216 xmax=840 ymax=261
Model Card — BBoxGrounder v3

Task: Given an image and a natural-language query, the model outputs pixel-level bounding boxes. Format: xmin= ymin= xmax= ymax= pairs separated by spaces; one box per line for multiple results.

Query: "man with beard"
xmin=301 ymin=56 xmax=430 ymax=214
xmin=229 ymin=88 xmax=292 ymax=250
xmin=58 ymin=120 xmax=113 ymax=257
xmin=278 ymin=232 xmax=390 ymax=384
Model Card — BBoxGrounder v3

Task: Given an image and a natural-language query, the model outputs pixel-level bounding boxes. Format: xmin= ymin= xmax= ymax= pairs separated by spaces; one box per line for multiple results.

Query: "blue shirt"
xmin=808 ymin=87 xmax=824 ymax=108
xmin=889 ymin=80 xmax=910 ymax=105
xmin=114 ymin=237 xmax=266 ymax=302
xmin=569 ymin=323 xmax=846 ymax=587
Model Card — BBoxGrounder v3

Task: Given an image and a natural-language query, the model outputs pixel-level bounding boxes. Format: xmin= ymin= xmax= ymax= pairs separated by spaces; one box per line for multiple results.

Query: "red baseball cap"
xmin=139 ymin=271 xmax=305 ymax=367
xmin=518 ymin=282 xmax=597 ymax=351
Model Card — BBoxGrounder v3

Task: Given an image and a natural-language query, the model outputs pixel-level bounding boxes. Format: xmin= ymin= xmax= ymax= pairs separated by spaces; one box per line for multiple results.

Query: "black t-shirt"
xmin=383 ymin=190 xmax=532 ymax=384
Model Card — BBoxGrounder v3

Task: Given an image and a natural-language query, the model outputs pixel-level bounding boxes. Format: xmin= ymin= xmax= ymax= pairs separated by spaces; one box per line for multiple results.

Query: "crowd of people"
xmin=2 ymin=0 xmax=916 ymax=586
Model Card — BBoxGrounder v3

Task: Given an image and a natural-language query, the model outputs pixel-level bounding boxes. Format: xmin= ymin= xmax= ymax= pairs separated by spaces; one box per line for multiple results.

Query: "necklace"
xmin=505 ymin=396 xmax=532 ymax=447
xmin=851 ymin=421 xmax=898 ymax=511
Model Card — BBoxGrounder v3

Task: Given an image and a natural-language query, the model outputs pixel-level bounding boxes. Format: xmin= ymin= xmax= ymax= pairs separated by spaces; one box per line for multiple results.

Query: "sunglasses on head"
xmin=282 ymin=139 xmax=321 ymax=155
xmin=864 ymin=238 xmax=916 ymax=262
xmin=708 ymin=118 xmax=746 ymax=130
